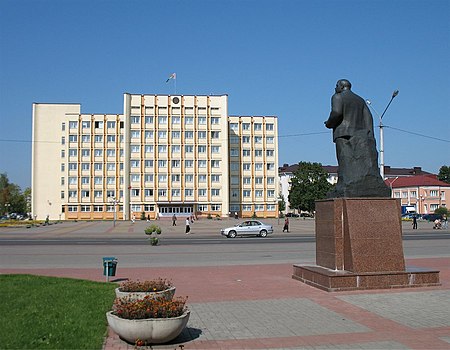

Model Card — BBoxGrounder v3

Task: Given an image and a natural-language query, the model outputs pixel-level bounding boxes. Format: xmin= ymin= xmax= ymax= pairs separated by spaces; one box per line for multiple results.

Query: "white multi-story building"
xmin=32 ymin=94 xmax=279 ymax=220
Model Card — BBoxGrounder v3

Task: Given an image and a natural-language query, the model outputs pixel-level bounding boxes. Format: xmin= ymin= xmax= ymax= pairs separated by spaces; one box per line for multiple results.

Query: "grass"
xmin=0 ymin=274 xmax=117 ymax=349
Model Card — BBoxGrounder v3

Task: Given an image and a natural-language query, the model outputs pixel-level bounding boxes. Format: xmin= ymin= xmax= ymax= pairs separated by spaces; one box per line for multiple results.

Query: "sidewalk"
xmin=1 ymin=220 xmax=449 ymax=349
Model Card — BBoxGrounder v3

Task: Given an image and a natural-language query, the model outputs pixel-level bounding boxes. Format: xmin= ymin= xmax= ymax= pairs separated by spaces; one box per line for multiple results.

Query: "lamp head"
xmin=392 ymin=90 xmax=399 ymax=98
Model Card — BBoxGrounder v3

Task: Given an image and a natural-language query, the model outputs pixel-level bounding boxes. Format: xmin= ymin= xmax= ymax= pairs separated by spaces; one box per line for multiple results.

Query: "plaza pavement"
xmin=1 ymin=219 xmax=450 ymax=349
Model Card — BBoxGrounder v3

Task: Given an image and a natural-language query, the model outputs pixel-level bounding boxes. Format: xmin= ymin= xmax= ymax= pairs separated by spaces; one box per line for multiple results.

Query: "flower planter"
xmin=115 ymin=286 xmax=176 ymax=301
xmin=106 ymin=310 xmax=190 ymax=344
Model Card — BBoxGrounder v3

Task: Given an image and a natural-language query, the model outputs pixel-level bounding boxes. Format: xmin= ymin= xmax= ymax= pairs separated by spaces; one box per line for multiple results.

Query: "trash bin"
xmin=102 ymin=257 xmax=117 ymax=281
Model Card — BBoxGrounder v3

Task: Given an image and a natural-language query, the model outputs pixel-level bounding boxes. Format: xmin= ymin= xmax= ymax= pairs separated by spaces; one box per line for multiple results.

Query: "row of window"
xmin=229 ymin=122 xmax=275 ymax=131
xmin=394 ymin=190 xmax=445 ymax=199
xmin=63 ymin=188 xmax=276 ymax=200
xmin=65 ymin=203 xmax=276 ymax=213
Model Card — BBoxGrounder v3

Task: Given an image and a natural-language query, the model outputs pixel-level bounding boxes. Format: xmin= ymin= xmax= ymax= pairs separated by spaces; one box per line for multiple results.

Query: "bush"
xmin=144 ymin=224 xmax=162 ymax=235
xmin=112 ymin=296 xmax=188 ymax=319
xmin=118 ymin=278 xmax=172 ymax=292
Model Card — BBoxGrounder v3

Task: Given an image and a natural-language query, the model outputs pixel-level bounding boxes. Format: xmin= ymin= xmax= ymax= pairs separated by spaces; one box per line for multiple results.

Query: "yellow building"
xmin=31 ymin=94 xmax=279 ymax=220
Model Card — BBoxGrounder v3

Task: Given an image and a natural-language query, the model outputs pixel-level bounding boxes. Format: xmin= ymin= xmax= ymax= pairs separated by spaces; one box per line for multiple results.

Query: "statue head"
xmin=335 ymin=79 xmax=352 ymax=93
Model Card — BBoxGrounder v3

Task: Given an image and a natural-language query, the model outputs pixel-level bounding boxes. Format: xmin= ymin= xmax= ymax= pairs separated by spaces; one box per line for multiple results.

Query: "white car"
xmin=220 ymin=220 xmax=274 ymax=238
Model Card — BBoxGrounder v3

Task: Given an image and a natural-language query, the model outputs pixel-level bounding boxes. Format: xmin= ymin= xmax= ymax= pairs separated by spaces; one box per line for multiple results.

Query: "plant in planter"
xmin=144 ymin=224 xmax=162 ymax=245
xmin=115 ymin=278 xmax=176 ymax=300
xmin=106 ymin=295 xmax=190 ymax=345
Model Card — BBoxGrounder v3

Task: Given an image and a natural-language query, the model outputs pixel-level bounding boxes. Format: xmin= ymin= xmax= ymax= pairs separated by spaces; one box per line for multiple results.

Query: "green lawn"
xmin=0 ymin=274 xmax=116 ymax=349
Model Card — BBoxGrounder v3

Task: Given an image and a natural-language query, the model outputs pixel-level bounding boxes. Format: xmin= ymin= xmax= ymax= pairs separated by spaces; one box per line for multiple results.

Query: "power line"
xmin=385 ymin=126 xmax=450 ymax=143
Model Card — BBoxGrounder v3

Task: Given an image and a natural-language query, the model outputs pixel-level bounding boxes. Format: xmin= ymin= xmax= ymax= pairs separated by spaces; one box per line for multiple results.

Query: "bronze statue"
xmin=325 ymin=79 xmax=390 ymax=198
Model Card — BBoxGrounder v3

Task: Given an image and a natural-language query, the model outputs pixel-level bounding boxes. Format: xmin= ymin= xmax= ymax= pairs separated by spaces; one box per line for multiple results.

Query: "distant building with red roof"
xmin=385 ymin=174 xmax=449 ymax=214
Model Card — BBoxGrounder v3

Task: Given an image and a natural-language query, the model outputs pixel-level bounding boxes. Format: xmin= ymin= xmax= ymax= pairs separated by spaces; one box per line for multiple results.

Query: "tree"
xmin=278 ymin=193 xmax=286 ymax=214
xmin=288 ymin=162 xmax=332 ymax=213
xmin=434 ymin=207 xmax=449 ymax=216
xmin=0 ymin=173 xmax=27 ymax=215
xmin=437 ymin=166 xmax=450 ymax=184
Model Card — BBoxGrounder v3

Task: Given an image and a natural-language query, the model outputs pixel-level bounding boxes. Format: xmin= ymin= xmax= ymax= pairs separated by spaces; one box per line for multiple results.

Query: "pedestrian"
xmin=234 ymin=211 xmax=238 ymax=219
xmin=131 ymin=214 xmax=136 ymax=223
xmin=172 ymin=214 xmax=177 ymax=226
xmin=185 ymin=218 xmax=191 ymax=234
xmin=412 ymin=214 xmax=417 ymax=229
xmin=147 ymin=214 xmax=150 ymax=222
xmin=283 ymin=217 xmax=289 ymax=232
xmin=443 ymin=215 xmax=448 ymax=229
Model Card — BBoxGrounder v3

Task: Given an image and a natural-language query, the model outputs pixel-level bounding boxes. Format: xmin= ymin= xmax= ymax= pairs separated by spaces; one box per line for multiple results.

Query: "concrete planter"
xmin=106 ymin=310 xmax=190 ymax=344
xmin=115 ymin=286 xmax=176 ymax=301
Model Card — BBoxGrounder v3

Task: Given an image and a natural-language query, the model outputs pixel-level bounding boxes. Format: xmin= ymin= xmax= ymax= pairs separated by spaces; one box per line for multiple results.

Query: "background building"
xmin=32 ymin=94 xmax=279 ymax=220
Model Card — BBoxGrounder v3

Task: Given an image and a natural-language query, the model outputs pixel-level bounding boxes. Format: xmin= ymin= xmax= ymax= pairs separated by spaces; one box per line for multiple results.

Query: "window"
xmin=185 ymin=174 xmax=193 ymax=182
xmin=171 ymin=145 xmax=181 ymax=153
xmin=81 ymin=149 xmax=90 ymax=157
xmin=243 ymin=149 xmax=251 ymax=156
xmin=255 ymin=136 xmax=262 ymax=144
xmin=131 ymin=189 xmax=140 ymax=197
xmin=198 ymin=204 xmax=207 ymax=211
xmin=255 ymin=149 xmax=263 ymax=157
xmin=94 ymin=163 xmax=102 ymax=171
xmin=69 ymin=149 xmax=77 ymax=157
xmin=231 ymin=176 xmax=239 ymax=185
xmin=172 ymin=174 xmax=181 ymax=182
xmin=131 ymin=160 xmax=140 ymax=168
xmin=82 ymin=121 xmax=90 ymax=129
xmin=171 ymin=189 xmax=180 ymax=197
xmin=254 ymin=123 xmax=262 ymax=131
xmin=82 ymin=135 xmax=90 ymax=143
xmin=185 ymin=145 xmax=193 ymax=153
xmin=144 ymin=174 xmax=153 ymax=182
xmin=211 ymin=145 xmax=220 ymax=153
xmin=69 ymin=176 xmax=77 ymax=184
xmin=243 ymin=190 xmax=251 ymax=197
xmin=158 ymin=189 xmax=167 ymax=196
xmin=106 ymin=190 xmax=115 ymax=198
xmin=267 ymin=163 xmax=275 ymax=170
xmin=266 ymin=149 xmax=274 ymax=157
xmin=107 ymin=163 xmax=116 ymax=171
xmin=172 ymin=116 xmax=181 ymax=124
xmin=230 ymin=123 xmax=238 ymax=130
xmin=255 ymin=163 xmax=263 ymax=171
xmin=144 ymin=160 xmax=153 ymax=168
xmin=211 ymin=189 xmax=220 ymax=196
xmin=172 ymin=131 xmax=180 ymax=139
xmin=267 ymin=190 xmax=275 ymax=197
xmin=212 ymin=204 xmax=221 ymax=211
xmin=242 ymin=123 xmax=250 ymax=130
xmin=69 ymin=163 xmax=77 ymax=171
xmin=211 ymin=117 xmax=220 ymax=124
xmin=171 ymin=160 xmax=180 ymax=168
xmin=80 ymin=205 xmax=91 ymax=212
xmin=95 ymin=121 xmax=104 ymax=129
xmin=145 ymin=189 xmax=154 ymax=196
xmin=243 ymin=163 xmax=251 ymax=171
xmin=94 ymin=149 xmax=103 ymax=157
xmin=198 ymin=189 xmax=207 ymax=196
xmin=198 ymin=145 xmax=207 ymax=153
xmin=199 ymin=174 xmax=207 ymax=183
xmin=131 ymin=116 xmax=140 ymax=124
xmin=107 ymin=177 xmax=115 ymax=185
xmin=69 ymin=135 xmax=77 ymax=142
xmin=107 ymin=121 xmax=116 ymax=129
xmin=243 ymin=177 xmax=251 ymax=184
xmin=131 ymin=174 xmax=140 ymax=182
xmin=230 ymin=148 xmax=239 ymax=157
xmin=185 ymin=131 xmax=194 ymax=139
xmin=255 ymin=177 xmax=263 ymax=184
xmin=267 ymin=177 xmax=275 ymax=184
xmin=211 ymin=131 xmax=220 ymax=139
xmin=266 ymin=123 xmax=274 ymax=131
xmin=255 ymin=190 xmax=263 ymax=197
xmin=185 ymin=189 xmax=193 ymax=196
xmin=158 ymin=131 xmax=167 ymax=138
xmin=198 ymin=116 xmax=207 ymax=125
xmin=255 ymin=204 xmax=264 ymax=211
xmin=230 ymin=162 xmax=239 ymax=171
xmin=145 ymin=131 xmax=154 ymax=139
xmin=69 ymin=121 xmax=78 ymax=129
xmin=145 ymin=116 xmax=153 ymax=124
xmin=94 ymin=176 xmax=102 ymax=185
xmin=430 ymin=190 xmax=439 ymax=197
xmin=69 ymin=191 xmax=77 ymax=198
xmin=211 ymin=174 xmax=220 ymax=182
xmin=211 ymin=160 xmax=220 ymax=168
xmin=158 ymin=116 xmax=167 ymax=124
xmin=94 ymin=205 xmax=103 ymax=212
xmin=230 ymin=136 xmax=239 ymax=144
xmin=94 ymin=190 xmax=102 ymax=198
xmin=243 ymin=136 xmax=250 ymax=143
xmin=131 ymin=130 xmax=140 ymax=139
xmin=131 ymin=145 xmax=140 ymax=153
xmin=199 ymin=160 xmax=207 ymax=168
xmin=158 ymin=174 xmax=167 ymax=182
xmin=94 ymin=135 xmax=102 ymax=143
xmin=107 ymin=135 xmax=115 ymax=142
xmin=185 ymin=117 xmax=194 ymax=125
xmin=62 ymin=136 xmax=66 ymax=145
xmin=267 ymin=136 xmax=274 ymax=144
xmin=81 ymin=190 xmax=90 ymax=198
xmin=185 ymin=160 xmax=193 ymax=168
xmin=61 ymin=149 xmax=65 ymax=158
xmin=198 ymin=131 xmax=207 ymax=139
xmin=145 ymin=145 xmax=153 ymax=153
xmin=158 ymin=145 xmax=167 ymax=153
xmin=158 ymin=160 xmax=167 ymax=168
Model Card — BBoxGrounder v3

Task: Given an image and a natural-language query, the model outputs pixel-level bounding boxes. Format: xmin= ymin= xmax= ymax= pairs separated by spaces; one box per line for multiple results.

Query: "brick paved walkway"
xmin=3 ymin=258 xmax=449 ymax=349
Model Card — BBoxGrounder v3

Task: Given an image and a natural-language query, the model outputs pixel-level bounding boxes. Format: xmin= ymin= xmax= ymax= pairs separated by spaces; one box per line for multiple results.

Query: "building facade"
xmin=385 ymin=175 xmax=449 ymax=214
xmin=32 ymin=94 xmax=279 ymax=220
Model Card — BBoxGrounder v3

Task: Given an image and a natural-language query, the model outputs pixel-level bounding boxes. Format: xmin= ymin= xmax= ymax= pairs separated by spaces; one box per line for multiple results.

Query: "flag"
xmin=166 ymin=73 xmax=176 ymax=83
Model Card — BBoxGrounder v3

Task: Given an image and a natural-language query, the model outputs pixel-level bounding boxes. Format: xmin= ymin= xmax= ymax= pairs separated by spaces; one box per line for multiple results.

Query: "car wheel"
xmin=259 ymin=230 xmax=267 ymax=237
xmin=228 ymin=230 xmax=237 ymax=238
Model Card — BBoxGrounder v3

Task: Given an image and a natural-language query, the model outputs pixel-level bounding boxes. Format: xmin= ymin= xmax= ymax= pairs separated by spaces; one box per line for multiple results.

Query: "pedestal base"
xmin=293 ymin=264 xmax=440 ymax=292
xmin=293 ymin=198 xmax=440 ymax=291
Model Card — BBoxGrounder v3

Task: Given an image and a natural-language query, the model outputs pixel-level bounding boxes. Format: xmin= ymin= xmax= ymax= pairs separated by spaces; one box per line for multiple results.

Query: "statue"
xmin=325 ymin=79 xmax=391 ymax=198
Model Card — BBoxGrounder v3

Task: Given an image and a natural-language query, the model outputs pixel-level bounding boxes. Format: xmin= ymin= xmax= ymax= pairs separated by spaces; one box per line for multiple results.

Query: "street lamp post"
xmin=366 ymin=90 xmax=399 ymax=179
xmin=109 ymin=197 xmax=118 ymax=227
xmin=5 ymin=203 xmax=11 ymax=217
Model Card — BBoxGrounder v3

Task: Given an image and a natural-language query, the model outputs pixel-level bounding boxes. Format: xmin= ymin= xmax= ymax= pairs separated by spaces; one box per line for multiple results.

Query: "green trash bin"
xmin=102 ymin=257 xmax=117 ymax=281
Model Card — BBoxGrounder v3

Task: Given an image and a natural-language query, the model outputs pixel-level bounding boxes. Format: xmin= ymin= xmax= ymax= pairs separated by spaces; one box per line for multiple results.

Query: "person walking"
xmin=283 ymin=217 xmax=289 ymax=233
xmin=185 ymin=218 xmax=191 ymax=234
xmin=412 ymin=214 xmax=418 ymax=229
xmin=172 ymin=214 xmax=177 ymax=226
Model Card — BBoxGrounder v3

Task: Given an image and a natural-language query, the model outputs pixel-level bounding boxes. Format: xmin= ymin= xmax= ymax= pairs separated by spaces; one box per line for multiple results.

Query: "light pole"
xmin=5 ymin=203 xmax=11 ymax=217
xmin=366 ymin=89 xmax=399 ymax=179
xmin=109 ymin=197 xmax=118 ymax=227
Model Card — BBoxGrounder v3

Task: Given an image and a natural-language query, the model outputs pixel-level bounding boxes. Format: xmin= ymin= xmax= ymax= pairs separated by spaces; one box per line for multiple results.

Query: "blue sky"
xmin=1 ymin=0 xmax=449 ymax=189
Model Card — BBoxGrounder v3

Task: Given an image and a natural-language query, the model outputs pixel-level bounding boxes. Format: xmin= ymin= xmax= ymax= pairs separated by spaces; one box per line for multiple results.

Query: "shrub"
xmin=118 ymin=278 xmax=173 ymax=292
xmin=144 ymin=224 xmax=162 ymax=235
xmin=112 ymin=295 xmax=188 ymax=319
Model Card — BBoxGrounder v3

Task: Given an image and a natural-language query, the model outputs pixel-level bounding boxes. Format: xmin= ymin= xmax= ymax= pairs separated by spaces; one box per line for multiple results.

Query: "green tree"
xmin=434 ymin=207 xmax=449 ymax=216
xmin=288 ymin=162 xmax=332 ymax=213
xmin=278 ymin=193 xmax=286 ymax=214
xmin=437 ymin=166 xmax=450 ymax=184
xmin=0 ymin=173 xmax=27 ymax=215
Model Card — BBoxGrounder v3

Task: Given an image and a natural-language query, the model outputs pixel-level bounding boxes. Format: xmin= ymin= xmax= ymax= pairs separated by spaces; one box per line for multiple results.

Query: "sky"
xmin=1 ymin=0 xmax=449 ymax=190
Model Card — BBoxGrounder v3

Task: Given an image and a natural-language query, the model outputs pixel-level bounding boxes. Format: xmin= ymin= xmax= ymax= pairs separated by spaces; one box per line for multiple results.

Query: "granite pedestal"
xmin=293 ymin=198 xmax=440 ymax=291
